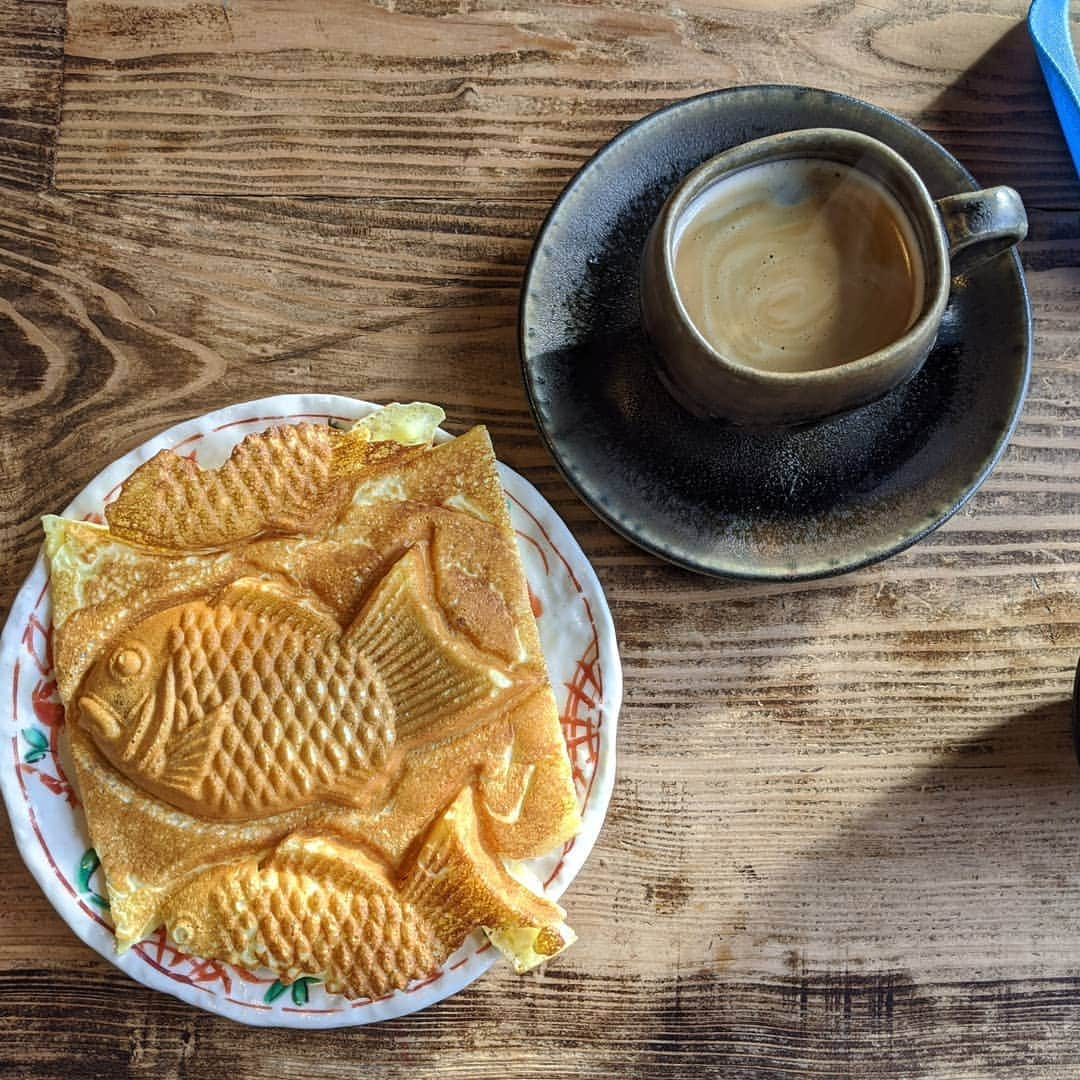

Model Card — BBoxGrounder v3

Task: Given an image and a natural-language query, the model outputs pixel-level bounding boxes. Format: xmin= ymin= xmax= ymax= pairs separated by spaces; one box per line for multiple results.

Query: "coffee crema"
xmin=672 ymin=159 xmax=925 ymax=374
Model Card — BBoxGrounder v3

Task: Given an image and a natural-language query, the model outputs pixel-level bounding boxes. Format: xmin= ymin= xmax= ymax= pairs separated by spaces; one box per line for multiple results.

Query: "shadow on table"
xmin=601 ymin=699 xmax=1080 ymax=1074
xmin=724 ymin=697 xmax=1080 ymax=987
xmin=915 ymin=20 xmax=1080 ymax=208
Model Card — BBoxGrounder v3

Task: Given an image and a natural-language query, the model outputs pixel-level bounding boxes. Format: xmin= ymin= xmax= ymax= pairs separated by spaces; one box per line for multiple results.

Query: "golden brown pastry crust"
xmin=46 ymin=419 xmax=579 ymax=996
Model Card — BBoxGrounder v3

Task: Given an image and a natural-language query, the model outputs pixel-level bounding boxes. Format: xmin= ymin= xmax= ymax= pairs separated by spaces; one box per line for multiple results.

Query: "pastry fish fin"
xmin=401 ymin=786 xmax=572 ymax=971
xmin=271 ymin=831 xmax=398 ymax=891
xmin=478 ymin=759 xmax=537 ymax=826
xmin=218 ymin=577 xmax=340 ymax=639
xmin=344 ymin=545 xmax=534 ymax=744
xmin=158 ymin=706 xmax=228 ymax=793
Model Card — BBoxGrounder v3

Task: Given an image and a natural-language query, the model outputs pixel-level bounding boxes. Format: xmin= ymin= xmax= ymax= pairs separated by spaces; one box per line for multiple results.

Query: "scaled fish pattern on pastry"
xmin=78 ymin=549 xmax=532 ymax=821
xmin=104 ymin=412 xmax=424 ymax=549
xmin=161 ymin=788 xmax=570 ymax=998
xmin=44 ymin=404 xmax=580 ymax=1000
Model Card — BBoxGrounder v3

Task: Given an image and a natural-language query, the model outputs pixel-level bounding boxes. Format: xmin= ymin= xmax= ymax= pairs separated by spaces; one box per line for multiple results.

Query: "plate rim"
xmin=518 ymin=84 xmax=1033 ymax=581
xmin=0 ymin=393 xmax=621 ymax=1028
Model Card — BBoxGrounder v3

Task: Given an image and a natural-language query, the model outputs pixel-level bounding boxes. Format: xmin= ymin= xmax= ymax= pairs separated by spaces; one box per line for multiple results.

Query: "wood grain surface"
xmin=55 ymin=0 xmax=1078 ymax=205
xmin=3 ymin=0 xmax=1080 ymax=1076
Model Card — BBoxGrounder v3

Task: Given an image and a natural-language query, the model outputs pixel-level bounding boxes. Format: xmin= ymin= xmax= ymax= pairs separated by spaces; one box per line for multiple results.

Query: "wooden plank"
xmin=4 ymin=964 xmax=1080 ymax=1077
xmin=54 ymin=0 xmax=1080 ymax=207
xmin=0 ymin=0 xmax=65 ymax=190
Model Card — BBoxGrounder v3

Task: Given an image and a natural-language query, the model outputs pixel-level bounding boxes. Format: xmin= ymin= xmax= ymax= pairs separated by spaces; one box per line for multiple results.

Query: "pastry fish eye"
xmin=109 ymin=643 xmax=150 ymax=680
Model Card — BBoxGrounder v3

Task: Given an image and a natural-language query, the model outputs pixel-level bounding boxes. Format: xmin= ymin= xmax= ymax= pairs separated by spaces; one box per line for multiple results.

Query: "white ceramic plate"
xmin=0 ymin=394 xmax=620 ymax=1028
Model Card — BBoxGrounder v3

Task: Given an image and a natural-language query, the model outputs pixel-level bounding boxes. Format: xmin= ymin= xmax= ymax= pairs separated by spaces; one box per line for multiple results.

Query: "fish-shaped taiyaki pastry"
xmin=46 ymin=409 xmax=585 ymax=992
xmin=105 ymin=403 xmax=445 ymax=550
xmin=77 ymin=544 xmax=537 ymax=822
xmin=158 ymin=786 xmax=574 ymax=993
xmin=160 ymin=786 xmax=574 ymax=998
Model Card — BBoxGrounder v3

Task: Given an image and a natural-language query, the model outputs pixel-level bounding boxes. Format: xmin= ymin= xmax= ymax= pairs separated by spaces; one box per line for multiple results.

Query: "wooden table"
xmin=2 ymin=0 xmax=1079 ymax=1075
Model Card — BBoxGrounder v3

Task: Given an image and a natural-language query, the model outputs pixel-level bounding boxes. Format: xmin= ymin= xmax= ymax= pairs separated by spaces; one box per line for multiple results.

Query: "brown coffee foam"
xmin=674 ymin=159 xmax=922 ymax=373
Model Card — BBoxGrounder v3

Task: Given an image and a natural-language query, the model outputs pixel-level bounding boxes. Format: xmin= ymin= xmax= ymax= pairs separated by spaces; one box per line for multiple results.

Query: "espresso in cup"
xmin=641 ymin=128 xmax=1028 ymax=426
xmin=672 ymin=159 xmax=925 ymax=374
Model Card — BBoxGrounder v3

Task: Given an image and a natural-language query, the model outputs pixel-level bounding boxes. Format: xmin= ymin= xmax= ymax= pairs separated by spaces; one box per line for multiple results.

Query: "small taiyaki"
xmin=160 ymin=787 xmax=574 ymax=999
xmin=78 ymin=545 xmax=535 ymax=822
xmin=105 ymin=403 xmax=445 ymax=550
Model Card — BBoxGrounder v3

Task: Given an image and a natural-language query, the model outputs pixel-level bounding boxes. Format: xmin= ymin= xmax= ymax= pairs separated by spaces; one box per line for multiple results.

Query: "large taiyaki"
xmin=43 ymin=404 xmax=582 ymax=999
xmin=77 ymin=550 xmax=531 ymax=821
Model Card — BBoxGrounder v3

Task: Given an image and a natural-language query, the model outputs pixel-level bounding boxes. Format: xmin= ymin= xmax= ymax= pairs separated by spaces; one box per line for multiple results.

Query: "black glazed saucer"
xmin=519 ymin=86 xmax=1032 ymax=580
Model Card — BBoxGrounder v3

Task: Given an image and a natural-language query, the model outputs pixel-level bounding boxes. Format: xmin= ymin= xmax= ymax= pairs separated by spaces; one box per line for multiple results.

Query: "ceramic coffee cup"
xmin=640 ymin=127 xmax=1028 ymax=427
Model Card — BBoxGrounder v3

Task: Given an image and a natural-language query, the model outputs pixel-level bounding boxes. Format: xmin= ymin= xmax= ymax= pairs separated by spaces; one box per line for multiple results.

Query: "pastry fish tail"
xmin=105 ymin=425 xmax=339 ymax=549
xmin=345 ymin=545 xmax=539 ymax=746
xmin=402 ymin=786 xmax=575 ymax=973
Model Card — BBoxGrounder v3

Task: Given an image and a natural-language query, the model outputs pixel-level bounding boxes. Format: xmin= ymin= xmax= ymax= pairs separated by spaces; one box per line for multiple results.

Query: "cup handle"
xmin=935 ymin=185 xmax=1028 ymax=276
